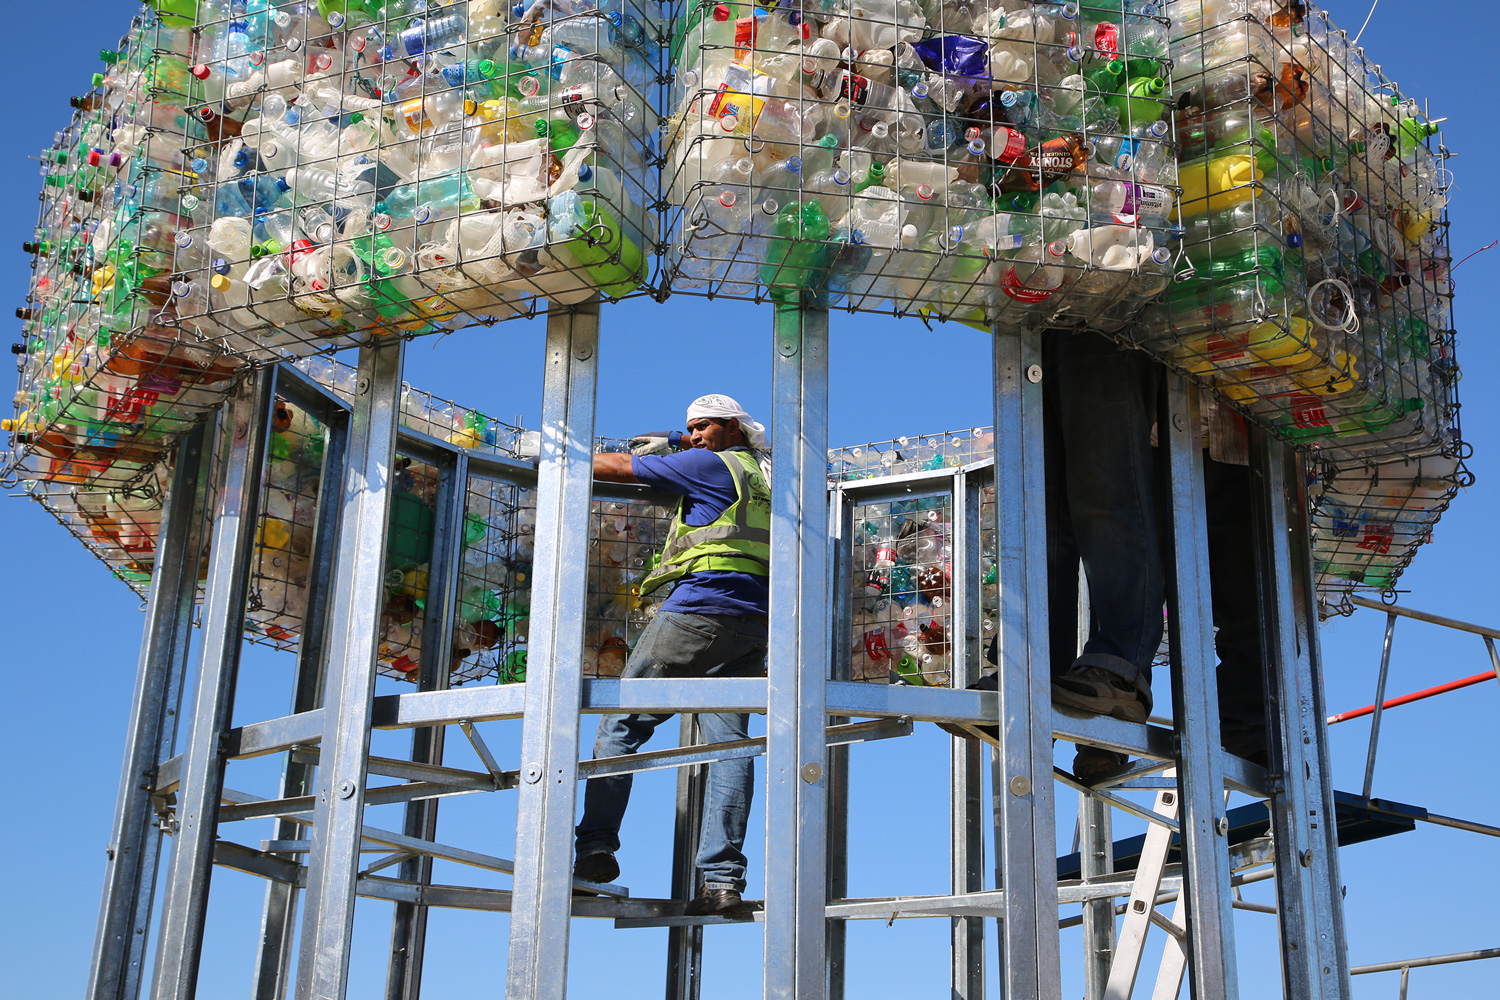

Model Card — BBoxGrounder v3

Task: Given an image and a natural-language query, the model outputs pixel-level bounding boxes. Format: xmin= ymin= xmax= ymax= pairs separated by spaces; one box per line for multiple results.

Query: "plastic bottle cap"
xmin=901 ymin=224 xmax=918 ymax=244
xmin=535 ymin=119 xmax=548 ymax=136
xmin=999 ymin=90 xmax=1018 ymax=107
xmin=1287 ymin=232 xmax=1304 ymax=248
xmin=713 ymin=4 xmax=730 ymax=20
xmin=328 ymin=11 xmax=345 ymax=27
xmin=786 ymin=157 xmax=802 ymax=173
xmin=1150 ymin=120 xmax=1169 ymax=138
xmin=191 ymin=63 xmax=211 ymax=79
xmin=912 ymin=82 xmax=929 ymax=98
xmin=578 ymin=163 xmax=593 ymax=182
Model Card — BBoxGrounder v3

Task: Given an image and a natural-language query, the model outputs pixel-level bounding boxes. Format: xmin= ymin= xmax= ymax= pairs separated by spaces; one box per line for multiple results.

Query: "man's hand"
xmin=629 ymin=431 xmax=684 ymax=456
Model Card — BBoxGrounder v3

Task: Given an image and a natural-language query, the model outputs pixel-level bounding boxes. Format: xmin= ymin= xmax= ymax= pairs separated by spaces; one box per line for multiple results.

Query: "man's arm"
xmin=593 ymin=453 xmax=639 ymax=483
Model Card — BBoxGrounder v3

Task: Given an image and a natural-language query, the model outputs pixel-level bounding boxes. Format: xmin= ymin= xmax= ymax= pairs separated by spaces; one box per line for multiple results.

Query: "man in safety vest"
xmin=573 ymin=394 xmax=771 ymax=918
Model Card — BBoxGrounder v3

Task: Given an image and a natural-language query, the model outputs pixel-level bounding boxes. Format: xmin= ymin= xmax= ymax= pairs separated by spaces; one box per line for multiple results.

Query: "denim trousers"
xmin=1043 ymin=329 xmax=1165 ymax=693
xmin=574 ymin=610 xmax=767 ymax=893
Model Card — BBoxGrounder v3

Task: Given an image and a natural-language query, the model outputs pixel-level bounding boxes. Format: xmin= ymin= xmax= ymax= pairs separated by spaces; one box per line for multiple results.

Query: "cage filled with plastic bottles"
xmin=5 ymin=0 xmax=666 ymax=491
xmin=663 ymin=0 xmax=1183 ymax=325
xmin=1131 ymin=0 xmax=1458 ymax=460
xmin=1310 ymin=450 xmax=1470 ymax=614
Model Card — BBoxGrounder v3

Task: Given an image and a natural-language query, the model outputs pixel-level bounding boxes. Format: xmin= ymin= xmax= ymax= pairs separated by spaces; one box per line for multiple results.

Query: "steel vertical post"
xmin=506 ymin=298 xmax=600 ymax=1000
xmin=294 ymin=339 xmax=406 ymax=1000
xmin=1080 ymin=791 xmax=1114 ymax=999
xmin=1160 ymin=375 xmax=1238 ymax=1000
xmin=1248 ymin=431 xmax=1356 ymax=1000
xmin=1255 ymin=434 xmax=1350 ymax=998
xmin=951 ymin=467 xmax=985 ymax=999
xmin=990 ymin=328 xmax=1060 ymax=1000
xmin=151 ymin=371 xmax=277 ymax=1000
xmin=826 ymin=485 xmax=854 ymax=1000
xmin=665 ymin=716 xmax=706 ymax=1000
xmin=87 ymin=423 xmax=212 ymax=1000
xmin=251 ymin=390 xmax=351 ymax=1000
xmin=387 ymin=449 xmax=469 ymax=1000
xmin=764 ymin=302 xmax=830 ymax=1000
xmin=1361 ymin=613 xmax=1398 ymax=800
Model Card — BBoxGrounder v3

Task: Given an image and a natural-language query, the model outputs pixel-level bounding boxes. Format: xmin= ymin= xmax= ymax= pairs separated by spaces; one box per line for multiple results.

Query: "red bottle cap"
xmin=191 ymin=64 xmax=211 ymax=80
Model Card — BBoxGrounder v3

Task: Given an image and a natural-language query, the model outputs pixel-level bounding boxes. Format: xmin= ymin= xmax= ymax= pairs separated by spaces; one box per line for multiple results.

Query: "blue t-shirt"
xmin=631 ymin=448 xmax=769 ymax=618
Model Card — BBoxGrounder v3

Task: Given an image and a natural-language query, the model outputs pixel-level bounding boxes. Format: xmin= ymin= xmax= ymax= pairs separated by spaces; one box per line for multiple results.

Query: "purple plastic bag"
xmin=911 ymin=34 xmax=990 ymax=80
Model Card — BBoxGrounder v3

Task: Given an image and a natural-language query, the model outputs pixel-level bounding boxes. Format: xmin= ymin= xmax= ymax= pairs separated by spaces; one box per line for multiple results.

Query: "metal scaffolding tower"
xmin=85 ymin=310 xmax=1389 ymax=1000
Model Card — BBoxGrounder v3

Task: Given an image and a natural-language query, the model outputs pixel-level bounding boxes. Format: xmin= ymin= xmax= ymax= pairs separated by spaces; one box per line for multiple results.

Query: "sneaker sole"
xmin=936 ymin=720 xmax=1002 ymax=749
xmin=1051 ymin=686 xmax=1149 ymax=724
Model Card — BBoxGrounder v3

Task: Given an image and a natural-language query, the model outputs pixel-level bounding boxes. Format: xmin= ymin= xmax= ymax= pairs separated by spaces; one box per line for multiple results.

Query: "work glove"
xmin=629 ymin=431 xmax=684 ymax=456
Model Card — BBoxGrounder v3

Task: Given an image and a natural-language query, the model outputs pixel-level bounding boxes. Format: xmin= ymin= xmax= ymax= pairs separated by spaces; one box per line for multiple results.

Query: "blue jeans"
xmin=1044 ymin=329 xmax=1165 ymax=693
xmin=575 ymin=610 xmax=767 ymax=893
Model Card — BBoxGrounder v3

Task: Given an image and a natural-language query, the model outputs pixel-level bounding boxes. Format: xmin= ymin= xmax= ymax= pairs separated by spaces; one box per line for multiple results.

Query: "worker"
xmin=573 ymin=393 xmax=772 ymax=918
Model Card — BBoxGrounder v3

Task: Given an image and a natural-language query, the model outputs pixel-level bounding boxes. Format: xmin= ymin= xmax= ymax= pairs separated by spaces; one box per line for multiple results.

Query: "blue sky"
xmin=2 ymin=2 xmax=1496 ymax=997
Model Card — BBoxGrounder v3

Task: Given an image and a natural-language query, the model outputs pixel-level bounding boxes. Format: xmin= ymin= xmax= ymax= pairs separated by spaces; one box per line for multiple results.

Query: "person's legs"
xmin=574 ymin=614 xmax=676 ymax=862
xmin=1044 ymin=331 xmax=1084 ymax=681
xmin=1203 ymin=456 xmax=1268 ymax=763
xmin=692 ymin=710 xmax=753 ymax=892
xmin=1051 ymin=331 xmax=1164 ymax=694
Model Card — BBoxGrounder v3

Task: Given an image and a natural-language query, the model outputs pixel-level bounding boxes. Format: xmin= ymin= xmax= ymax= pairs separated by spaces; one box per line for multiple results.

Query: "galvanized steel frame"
xmin=86 ymin=323 xmax=1363 ymax=1000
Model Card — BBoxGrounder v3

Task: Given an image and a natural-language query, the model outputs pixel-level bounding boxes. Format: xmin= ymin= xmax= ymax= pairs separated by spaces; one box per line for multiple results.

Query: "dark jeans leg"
xmin=1204 ymin=457 xmax=1268 ymax=757
xmin=1044 ymin=329 xmax=1165 ymax=691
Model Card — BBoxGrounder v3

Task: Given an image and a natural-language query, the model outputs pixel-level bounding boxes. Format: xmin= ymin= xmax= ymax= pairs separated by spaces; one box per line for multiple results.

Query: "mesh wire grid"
xmin=1132 ymin=0 xmax=1459 ymax=463
xmin=663 ymin=0 xmax=1183 ymax=328
xmin=6 ymin=0 xmax=667 ymax=492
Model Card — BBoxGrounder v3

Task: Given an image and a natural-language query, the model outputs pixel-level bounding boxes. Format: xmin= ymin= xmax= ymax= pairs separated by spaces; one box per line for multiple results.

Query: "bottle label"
xmin=1000 ymin=264 xmax=1054 ymax=303
xmin=1111 ymin=183 xmax=1170 ymax=223
xmin=1114 ymin=137 xmax=1141 ymax=171
xmin=839 ymin=72 xmax=872 ymax=107
xmin=989 ymin=126 xmax=1027 ymax=163
xmin=873 ymin=545 xmax=897 ymax=564
xmin=1092 ymin=22 xmax=1120 ymax=56
xmin=733 ymin=16 xmax=757 ymax=58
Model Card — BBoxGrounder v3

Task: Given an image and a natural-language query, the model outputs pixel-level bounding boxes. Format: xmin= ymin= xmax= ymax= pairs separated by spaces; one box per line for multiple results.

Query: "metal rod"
xmin=1348 ymin=595 xmax=1500 ymax=640
xmin=1350 ymin=947 xmax=1500 ymax=975
xmin=1362 ymin=613 xmax=1399 ymax=800
xmin=506 ymin=297 xmax=601 ymax=1000
xmin=764 ymin=301 xmax=830 ymax=1000
xmin=252 ymin=387 xmax=352 ymax=1000
xmin=151 ymin=371 xmax=277 ymax=1000
xmin=1416 ymin=812 xmax=1500 ymax=838
xmin=1079 ymin=789 xmax=1114 ymax=1000
xmin=990 ymin=327 xmax=1060 ymax=1000
xmin=87 ymin=423 xmax=212 ymax=1000
xmin=1328 ymin=667 xmax=1498 ymax=724
xmin=826 ymin=486 xmax=853 ymax=1000
xmin=1160 ymin=374 xmax=1238 ymax=1000
xmin=294 ymin=338 xmax=406 ymax=1000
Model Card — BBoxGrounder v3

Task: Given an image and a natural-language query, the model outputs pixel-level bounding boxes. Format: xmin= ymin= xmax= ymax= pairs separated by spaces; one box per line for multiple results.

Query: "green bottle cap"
xmin=478 ymin=59 xmax=496 ymax=78
xmin=100 ymin=49 xmax=119 ymax=64
xmin=348 ymin=111 xmax=364 ymax=124
xmin=534 ymin=119 xmax=548 ymax=137
xmin=92 ymin=73 xmax=104 ymax=87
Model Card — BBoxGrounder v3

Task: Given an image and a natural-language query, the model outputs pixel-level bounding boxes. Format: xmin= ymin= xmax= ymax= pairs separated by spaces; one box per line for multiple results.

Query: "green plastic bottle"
xmin=1108 ymin=75 xmax=1166 ymax=128
xmin=761 ymin=200 xmax=833 ymax=303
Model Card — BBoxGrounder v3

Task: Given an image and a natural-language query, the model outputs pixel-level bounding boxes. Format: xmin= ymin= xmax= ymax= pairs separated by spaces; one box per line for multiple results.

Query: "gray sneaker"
xmin=1052 ymin=666 xmax=1151 ymax=723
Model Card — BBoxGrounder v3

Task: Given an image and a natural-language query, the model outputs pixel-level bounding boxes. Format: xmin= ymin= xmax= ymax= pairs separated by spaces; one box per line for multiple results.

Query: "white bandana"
xmin=685 ymin=393 xmax=769 ymax=449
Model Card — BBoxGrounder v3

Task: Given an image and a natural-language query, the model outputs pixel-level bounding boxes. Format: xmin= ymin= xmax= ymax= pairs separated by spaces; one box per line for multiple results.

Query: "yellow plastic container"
xmin=1176 ymin=154 xmax=1263 ymax=218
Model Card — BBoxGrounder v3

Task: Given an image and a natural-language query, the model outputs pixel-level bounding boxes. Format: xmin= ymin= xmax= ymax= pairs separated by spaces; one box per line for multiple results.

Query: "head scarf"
xmin=686 ymin=393 xmax=771 ymax=480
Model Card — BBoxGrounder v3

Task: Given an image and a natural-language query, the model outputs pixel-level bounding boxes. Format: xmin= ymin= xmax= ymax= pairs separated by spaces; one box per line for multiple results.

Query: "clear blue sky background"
xmin=2 ymin=2 xmax=1496 ymax=997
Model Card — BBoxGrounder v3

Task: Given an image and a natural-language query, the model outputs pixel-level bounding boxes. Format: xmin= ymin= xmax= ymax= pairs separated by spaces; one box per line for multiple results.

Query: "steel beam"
xmin=387 ymin=449 xmax=468 ymax=1000
xmin=88 ymin=423 xmax=212 ymax=1000
xmin=990 ymin=327 xmax=1060 ymax=1000
xmin=1254 ymin=433 xmax=1350 ymax=998
xmin=151 ymin=371 xmax=277 ymax=1000
xmin=951 ymin=466 xmax=985 ymax=999
xmin=505 ymin=298 xmax=601 ymax=1000
xmin=665 ymin=716 xmax=706 ymax=1000
xmin=294 ymin=338 xmax=406 ymax=1000
xmin=252 ymin=381 xmax=351 ymax=1000
xmin=764 ymin=302 xmax=831 ymax=1000
xmin=1160 ymin=375 xmax=1238 ymax=999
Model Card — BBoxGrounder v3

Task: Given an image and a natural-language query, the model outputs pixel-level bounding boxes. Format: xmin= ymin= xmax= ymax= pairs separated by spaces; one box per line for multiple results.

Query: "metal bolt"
xmin=337 ymin=780 xmax=356 ymax=799
xmin=1172 ymin=412 xmax=1187 ymax=431
xmin=779 ymin=340 xmax=798 ymax=357
xmin=1025 ymin=363 xmax=1043 ymax=383
xmin=355 ymin=377 xmax=369 ymax=395
xmin=574 ymin=344 xmax=593 ymax=361
xmin=1009 ymin=775 xmax=1031 ymax=796
xmin=1301 ymin=848 xmax=1314 ymax=867
xmin=1216 ymin=816 xmax=1230 ymax=836
xmin=523 ymin=763 xmax=542 ymax=784
xmin=801 ymin=762 xmax=823 ymax=784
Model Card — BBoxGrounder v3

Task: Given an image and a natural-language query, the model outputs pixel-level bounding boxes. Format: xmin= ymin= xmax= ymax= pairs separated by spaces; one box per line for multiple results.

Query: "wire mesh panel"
xmin=1311 ymin=451 xmax=1468 ymax=614
xmin=1134 ymin=0 xmax=1459 ymax=460
xmin=452 ymin=473 xmax=533 ymax=683
xmin=6 ymin=0 xmax=665 ymax=493
xmin=663 ymin=0 xmax=1181 ymax=325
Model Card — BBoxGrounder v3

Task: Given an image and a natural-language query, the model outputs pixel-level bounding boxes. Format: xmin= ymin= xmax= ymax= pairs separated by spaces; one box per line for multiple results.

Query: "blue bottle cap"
xmin=999 ymin=90 xmax=1018 ymax=107
xmin=786 ymin=156 xmax=801 ymax=172
xmin=1287 ymin=232 xmax=1304 ymax=248
xmin=578 ymin=163 xmax=593 ymax=182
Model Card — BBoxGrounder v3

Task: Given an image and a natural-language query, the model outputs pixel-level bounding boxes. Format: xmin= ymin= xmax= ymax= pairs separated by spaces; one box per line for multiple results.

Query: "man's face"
xmin=687 ymin=417 xmax=738 ymax=451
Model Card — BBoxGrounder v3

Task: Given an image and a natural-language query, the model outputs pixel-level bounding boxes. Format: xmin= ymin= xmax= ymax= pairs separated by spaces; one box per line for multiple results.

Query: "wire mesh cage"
xmin=1130 ymin=0 xmax=1459 ymax=460
xmin=662 ymin=0 xmax=1182 ymax=324
xmin=5 ymin=0 xmax=666 ymax=492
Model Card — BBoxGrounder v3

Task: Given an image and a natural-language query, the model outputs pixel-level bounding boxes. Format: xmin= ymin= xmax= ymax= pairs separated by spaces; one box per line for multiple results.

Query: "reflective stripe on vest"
xmin=639 ymin=449 xmax=771 ymax=596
